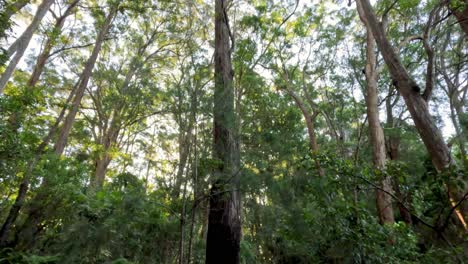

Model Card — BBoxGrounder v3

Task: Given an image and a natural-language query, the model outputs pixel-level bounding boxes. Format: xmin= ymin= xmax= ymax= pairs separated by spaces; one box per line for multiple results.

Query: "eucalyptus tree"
xmin=87 ymin=4 xmax=179 ymax=188
xmin=436 ymin=26 xmax=467 ymax=165
xmin=0 ymin=0 xmax=55 ymax=93
xmin=28 ymin=0 xmax=81 ymax=87
xmin=0 ymin=0 xmax=121 ymax=246
xmin=356 ymin=0 xmax=394 ymax=224
xmin=206 ymin=0 xmax=241 ymax=263
xmin=355 ymin=0 xmax=467 ymax=230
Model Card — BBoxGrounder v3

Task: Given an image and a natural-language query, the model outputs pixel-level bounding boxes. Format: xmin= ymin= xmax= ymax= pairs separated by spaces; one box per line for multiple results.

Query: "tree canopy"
xmin=0 ymin=0 xmax=466 ymax=263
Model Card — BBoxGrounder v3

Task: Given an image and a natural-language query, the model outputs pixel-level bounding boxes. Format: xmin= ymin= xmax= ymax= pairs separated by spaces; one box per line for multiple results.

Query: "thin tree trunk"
xmin=172 ymin=133 xmax=191 ymax=199
xmin=206 ymin=0 xmax=241 ymax=263
xmin=178 ymin=166 xmax=189 ymax=264
xmin=0 ymin=0 xmax=55 ymax=93
xmin=357 ymin=5 xmax=395 ymax=223
xmin=53 ymin=7 xmax=116 ymax=155
xmin=356 ymin=0 xmax=467 ymax=230
xmin=449 ymin=99 xmax=467 ymax=166
xmin=27 ymin=0 xmax=80 ymax=87
xmin=284 ymin=87 xmax=324 ymax=177
xmin=357 ymin=0 xmax=453 ymax=171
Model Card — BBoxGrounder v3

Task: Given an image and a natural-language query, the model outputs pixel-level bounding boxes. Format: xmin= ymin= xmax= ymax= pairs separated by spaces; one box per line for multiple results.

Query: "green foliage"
xmin=0 ymin=0 xmax=465 ymax=263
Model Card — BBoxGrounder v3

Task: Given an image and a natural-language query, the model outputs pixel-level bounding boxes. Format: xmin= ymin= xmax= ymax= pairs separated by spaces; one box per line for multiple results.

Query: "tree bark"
xmin=365 ymin=41 xmax=395 ymax=224
xmin=356 ymin=0 xmax=467 ymax=230
xmin=27 ymin=0 xmax=80 ymax=87
xmin=205 ymin=1 xmax=241 ymax=263
xmin=357 ymin=0 xmax=453 ymax=172
xmin=0 ymin=0 xmax=55 ymax=93
xmin=53 ymin=7 xmax=116 ymax=155
xmin=357 ymin=4 xmax=395 ymax=224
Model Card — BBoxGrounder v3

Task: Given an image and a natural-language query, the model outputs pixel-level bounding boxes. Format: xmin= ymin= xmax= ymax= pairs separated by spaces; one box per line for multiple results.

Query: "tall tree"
xmin=356 ymin=0 xmax=466 ymax=230
xmin=27 ymin=0 xmax=80 ymax=87
xmin=357 ymin=3 xmax=395 ymax=224
xmin=53 ymin=5 xmax=117 ymax=155
xmin=205 ymin=0 xmax=241 ymax=263
xmin=0 ymin=0 xmax=55 ymax=93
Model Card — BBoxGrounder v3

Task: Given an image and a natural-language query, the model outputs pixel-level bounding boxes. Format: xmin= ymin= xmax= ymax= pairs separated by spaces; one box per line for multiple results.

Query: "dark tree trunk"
xmin=205 ymin=1 xmax=241 ymax=263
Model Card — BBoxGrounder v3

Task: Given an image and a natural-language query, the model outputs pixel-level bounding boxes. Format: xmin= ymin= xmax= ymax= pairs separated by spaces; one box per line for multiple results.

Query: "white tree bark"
xmin=0 ymin=0 xmax=55 ymax=93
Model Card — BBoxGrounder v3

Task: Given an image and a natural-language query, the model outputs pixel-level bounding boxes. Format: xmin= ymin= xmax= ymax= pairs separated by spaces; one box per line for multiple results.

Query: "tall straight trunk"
xmin=206 ymin=1 xmax=241 ymax=263
xmin=178 ymin=163 xmax=190 ymax=264
xmin=361 ymin=25 xmax=395 ymax=224
xmin=0 ymin=0 xmax=55 ymax=93
xmin=53 ymin=7 xmax=116 ymax=155
xmin=28 ymin=0 xmax=80 ymax=87
xmin=172 ymin=131 xmax=192 ymax=199
xmin=356 ymin=0 xmax=467 ymax=230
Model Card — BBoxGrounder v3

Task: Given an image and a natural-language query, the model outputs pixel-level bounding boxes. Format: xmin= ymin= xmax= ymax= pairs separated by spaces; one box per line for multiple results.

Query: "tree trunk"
xmin=357 ymin=4 xmax=395 ymax=223
xmin=28 ymin=0 xmax=80 ymax=87
xmin=357 ymin=0 xmax=453 ymax=172
xmin=284 ymin=87 xmax=324 ymax=177
xmin=356 ymin=0 xmax=467 ymax=230
xmin=172 ymin=132 xmax=191 ymax=199
xmin=53 ymin=7 xmax=116 ymax=155
xmin=94 ymin=154 xmax=112 ymax=187
xmin=205 ymin=1 xmax=241 ymax=263
xmin=0 ymin=0 xmax=55 ymax=93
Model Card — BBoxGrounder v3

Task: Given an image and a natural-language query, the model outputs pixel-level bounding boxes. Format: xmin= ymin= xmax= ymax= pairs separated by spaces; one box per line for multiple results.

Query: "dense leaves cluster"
xmin=0 ymin=0 xmax=466 ymax=263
